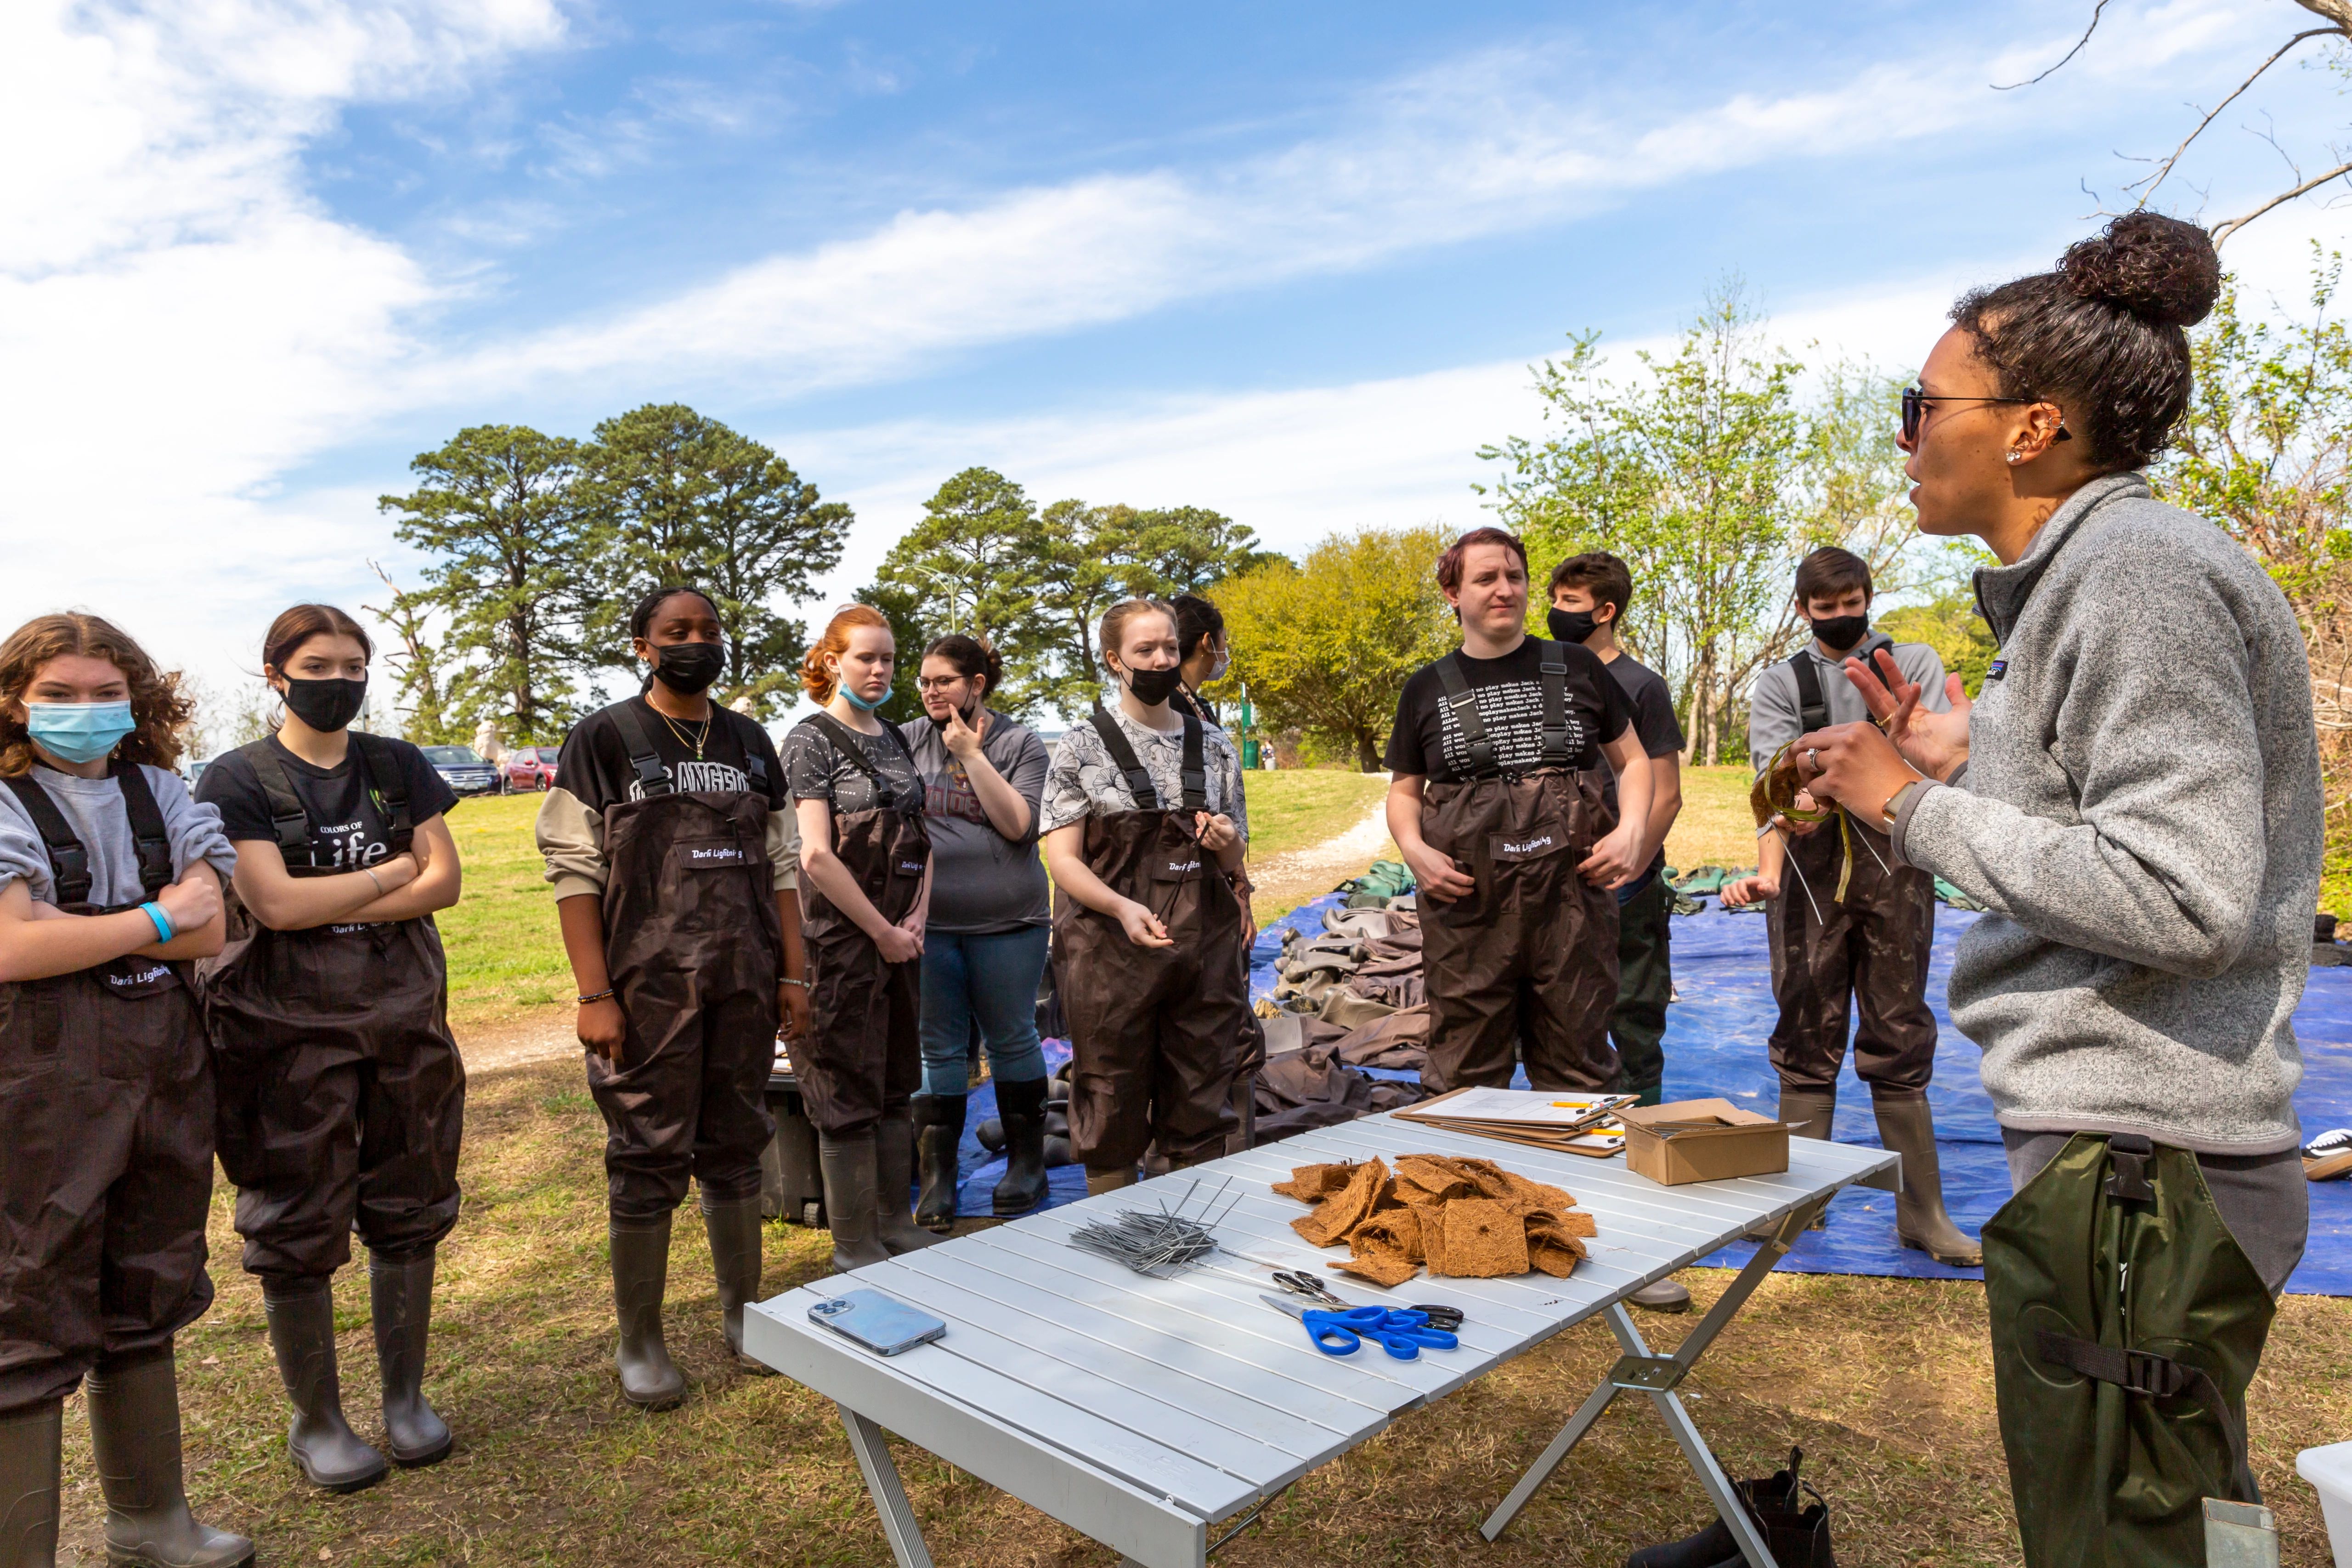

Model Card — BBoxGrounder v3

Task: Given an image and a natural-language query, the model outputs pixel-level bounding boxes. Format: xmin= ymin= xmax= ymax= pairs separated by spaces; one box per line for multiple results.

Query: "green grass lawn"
xmin=435 ymin=772 xmax=1398 ymax=1029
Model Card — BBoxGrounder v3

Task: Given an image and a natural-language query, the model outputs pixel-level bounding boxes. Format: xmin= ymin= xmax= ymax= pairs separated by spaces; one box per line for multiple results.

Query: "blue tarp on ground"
xmin=948 ymin=893 xmax=2352 ymax=1295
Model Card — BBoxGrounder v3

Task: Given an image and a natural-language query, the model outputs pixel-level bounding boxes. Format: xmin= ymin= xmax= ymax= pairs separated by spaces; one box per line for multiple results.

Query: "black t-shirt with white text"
xmin=1602 ymin=651 xmax=1683 ymax=879
xmin=199 ymin=733 xmax=457 ymax=869
xmin=554 ymin=697 xmax=788 ymax=815
xmin=1383 ymin=637 xmax=1634 ymax=783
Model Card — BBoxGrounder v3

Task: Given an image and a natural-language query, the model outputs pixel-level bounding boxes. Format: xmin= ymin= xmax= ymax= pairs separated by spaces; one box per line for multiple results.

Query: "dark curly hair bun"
xmin=2059 ymin=212 xmax=2220 ymax=329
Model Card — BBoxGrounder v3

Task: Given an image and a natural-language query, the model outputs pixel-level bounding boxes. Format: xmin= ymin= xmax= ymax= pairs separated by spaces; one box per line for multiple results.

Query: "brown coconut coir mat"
xmin=1271 ymin=1154 xmax=1599 ymax=1289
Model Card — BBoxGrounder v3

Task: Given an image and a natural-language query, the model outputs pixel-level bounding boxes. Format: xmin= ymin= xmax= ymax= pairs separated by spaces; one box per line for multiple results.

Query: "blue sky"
xmin=6 ymin=0 xmax=2350 ymax=735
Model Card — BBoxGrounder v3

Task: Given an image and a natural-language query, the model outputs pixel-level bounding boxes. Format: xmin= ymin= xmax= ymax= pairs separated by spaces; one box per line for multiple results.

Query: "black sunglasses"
xmin=1901 ymin=385 xmax=2071 ymax=446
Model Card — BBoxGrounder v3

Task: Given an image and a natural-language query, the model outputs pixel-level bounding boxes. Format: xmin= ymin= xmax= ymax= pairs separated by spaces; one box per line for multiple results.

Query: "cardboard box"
xmin=1619 ymin=1098 xmax=1790 ymax=1186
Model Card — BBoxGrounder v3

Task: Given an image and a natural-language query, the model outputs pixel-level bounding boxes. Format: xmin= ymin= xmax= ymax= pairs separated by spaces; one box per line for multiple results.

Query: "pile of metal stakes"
xmin=1064 ymin=1178 xmax=1247 ymax=1279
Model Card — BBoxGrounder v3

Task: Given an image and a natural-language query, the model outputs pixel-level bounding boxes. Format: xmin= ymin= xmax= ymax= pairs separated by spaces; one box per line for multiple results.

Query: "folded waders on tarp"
xmin=1984 ymin=1132 xmax=2274 ymax=1567
xmin=1055 ymin=702 xmax=1247 ymax=1174
xmin=197 ymin=736 xmax=465 ymax=1481
xmin=1417 ymin=644 xmax=1621 ymax=1093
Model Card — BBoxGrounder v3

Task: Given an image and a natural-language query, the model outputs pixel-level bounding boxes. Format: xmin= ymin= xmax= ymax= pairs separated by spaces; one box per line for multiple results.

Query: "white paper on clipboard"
xmin=1417 ymin=1087 xmax=1629 ymax=1128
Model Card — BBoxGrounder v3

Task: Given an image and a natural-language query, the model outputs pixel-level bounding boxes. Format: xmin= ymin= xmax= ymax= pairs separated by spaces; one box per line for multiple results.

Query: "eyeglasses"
xmin=1900 ymin=386 xmax=2071 ymax=446
xmin=913 ymin=675 xmax=967 ymax=692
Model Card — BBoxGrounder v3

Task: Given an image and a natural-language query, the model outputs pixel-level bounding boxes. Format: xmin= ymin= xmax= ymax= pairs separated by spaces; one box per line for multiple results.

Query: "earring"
xmin=2006 ymin=451 xmax=2021 ymax=464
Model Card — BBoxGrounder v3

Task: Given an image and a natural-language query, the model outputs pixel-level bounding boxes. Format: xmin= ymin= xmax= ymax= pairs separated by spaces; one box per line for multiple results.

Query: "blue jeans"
xmin=918 ymin=925 xmax=1051 ymax=1097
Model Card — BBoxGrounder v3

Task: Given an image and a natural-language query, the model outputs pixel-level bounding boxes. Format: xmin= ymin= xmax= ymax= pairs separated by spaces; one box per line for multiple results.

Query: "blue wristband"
xmin=139 ymin=902 xmax=175 ymax=944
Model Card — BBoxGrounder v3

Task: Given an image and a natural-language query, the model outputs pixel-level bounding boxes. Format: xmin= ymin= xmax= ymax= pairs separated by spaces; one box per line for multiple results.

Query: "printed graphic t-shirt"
xmin=896 ymin=711 xmax=1052 ymax=933
xmin=556 ymin=697 xmax=788 ymax=813
xmin=200 ymin=734 xmax=457 ymax=869
xmin=1383 ymin=637 xmax=1633 ymax=783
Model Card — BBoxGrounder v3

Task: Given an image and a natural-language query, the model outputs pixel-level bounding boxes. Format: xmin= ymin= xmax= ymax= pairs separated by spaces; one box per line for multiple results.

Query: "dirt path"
xmin=1247 ymin=799 xmax=1396 ymax=919
xmin=456 ymin=1008 xmax=578 ymax=1073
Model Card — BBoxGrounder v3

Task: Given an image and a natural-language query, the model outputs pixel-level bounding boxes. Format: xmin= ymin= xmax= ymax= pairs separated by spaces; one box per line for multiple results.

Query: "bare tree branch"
xmin=2214 ymin=157 xmax=2352 ymax=246
xmin=2126 ymin=28 xmax=2335 ymax=203
xmin=1994 ymin=0 xmax=2112 ymax=90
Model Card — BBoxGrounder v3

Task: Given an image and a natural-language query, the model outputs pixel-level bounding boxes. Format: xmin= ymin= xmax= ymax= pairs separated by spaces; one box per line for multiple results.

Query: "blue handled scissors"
xmin=1258 ymin=1295 xmax=1459 ymax=1359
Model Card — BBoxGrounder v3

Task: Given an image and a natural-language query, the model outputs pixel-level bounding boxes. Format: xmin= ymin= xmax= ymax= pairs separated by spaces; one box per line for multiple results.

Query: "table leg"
xmin=837 ymin=1403 xmax=937 ymax=1568
xmin=1479 ymin=1195 xmax=1830 ymax=1552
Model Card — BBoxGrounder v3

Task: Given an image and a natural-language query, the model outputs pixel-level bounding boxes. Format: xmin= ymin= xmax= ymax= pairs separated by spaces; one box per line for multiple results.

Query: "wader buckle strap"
xmin=0 ymin=762 xmax=173 ymax=906
xmin=113 ymin=760 xmax=174 ymax=898
xmin=1434 ymin=654 xmax=1496 ymax=778
xmin=1435 ymin=643 xmax=1575 ymax=780
xmin=1087 ymin=702 xmax=1208 ymax=813
xmin=350 ymin=733 xmax=413 ymax=855
xmin=1787 ymin=649 xmax=1831 ymax=735
xmin=806 ymin=711 xmax=920 ymax=812
xmin=1536 ymin=642 xmax=1574 ymax=768
xmin=612 ymin=704 xmax=677 ymax=798
xmin=2103 ymin=1132 xmax=2156 ymax=1202
xmin=238 ymin=737 xmax=317 ymax=859
xmin=240 ymin=735 xmax=412 ymax=864
xmin=2033 ymin=1330 xmax=2260 ymax=1503
xmin=3 ymin=774 xmax=95 ymax=905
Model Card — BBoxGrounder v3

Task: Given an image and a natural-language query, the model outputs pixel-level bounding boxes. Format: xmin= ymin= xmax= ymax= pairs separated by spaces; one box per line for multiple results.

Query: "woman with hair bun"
xmin=537 ymin=585 xmax=806 ymax=1410
xmin=1792 ymin=213 xmax=2318 ymax=1562
xmin=783 ymin=606 xmax=941 ymax=1268
xmin=0 ymin=611 xmax=249 ymax=1568
xmin=195 ymin=604 xmax=465 ymax=1490
xmin=899 ymin=634 xmax=1053 ymax=1228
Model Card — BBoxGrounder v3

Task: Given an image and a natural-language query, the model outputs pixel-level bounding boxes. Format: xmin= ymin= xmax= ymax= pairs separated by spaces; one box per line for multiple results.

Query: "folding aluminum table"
xmin=745 ymin=1110 xmax=1900 ymax=1568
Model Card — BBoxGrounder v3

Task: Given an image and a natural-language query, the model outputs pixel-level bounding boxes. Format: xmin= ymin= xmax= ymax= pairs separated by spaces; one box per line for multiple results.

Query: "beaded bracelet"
xmin=577 ymin=987 xmax=616 ymax=1005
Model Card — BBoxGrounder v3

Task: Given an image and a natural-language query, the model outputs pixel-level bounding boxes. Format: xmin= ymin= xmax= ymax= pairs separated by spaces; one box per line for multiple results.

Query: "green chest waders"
xmin=1983 ymin=1132 xmax=2273 ymax=1567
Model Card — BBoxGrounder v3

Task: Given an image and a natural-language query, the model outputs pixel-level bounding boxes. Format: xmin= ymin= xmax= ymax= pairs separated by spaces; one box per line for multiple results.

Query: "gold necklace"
xmin=655 ymin=708 xmax=711 ymax=760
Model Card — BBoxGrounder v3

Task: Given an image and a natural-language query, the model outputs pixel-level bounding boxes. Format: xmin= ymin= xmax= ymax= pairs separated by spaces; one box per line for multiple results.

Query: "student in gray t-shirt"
xmin=898 ymin=636 xmax=1056 ymax=1228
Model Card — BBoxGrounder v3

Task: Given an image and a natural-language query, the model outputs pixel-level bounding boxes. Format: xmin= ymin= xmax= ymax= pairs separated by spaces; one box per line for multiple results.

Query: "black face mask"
xmin=1807 ymin=613 xmax=1870 ymax=654
xmin=1122 ymin=665 xmax=1185 ymax=705
xmin=651 ymin=640 xmax=725 ymax=695
xmin=282 ymin=676 xmax=367 ymax=733
xmin=1547 ymin=607 xmax=1599 ymax=645
xmin=928 ymin=695 xmax=981 ymax=732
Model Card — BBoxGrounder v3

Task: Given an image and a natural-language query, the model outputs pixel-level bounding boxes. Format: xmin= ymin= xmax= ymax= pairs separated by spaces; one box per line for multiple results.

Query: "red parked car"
xmin=501 ymin=745 xmax=560 ymax=792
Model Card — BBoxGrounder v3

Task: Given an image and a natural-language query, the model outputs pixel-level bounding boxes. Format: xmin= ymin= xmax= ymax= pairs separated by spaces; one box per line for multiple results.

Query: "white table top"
xmin=745 ymin=1112 xmax=1899 ymax=1568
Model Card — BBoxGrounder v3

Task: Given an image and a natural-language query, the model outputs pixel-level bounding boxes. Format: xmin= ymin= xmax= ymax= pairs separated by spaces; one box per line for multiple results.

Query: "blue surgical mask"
xmin=839 ymin=682 xmax=888 ymax=713
xmin=26 ymin=700 xmax=136 ymax=764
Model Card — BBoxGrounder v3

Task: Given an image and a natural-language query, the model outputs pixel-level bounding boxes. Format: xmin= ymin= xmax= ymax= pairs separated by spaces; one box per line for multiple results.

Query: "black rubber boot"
xmin=913 ymin=1094 xmax=967 ymax=1234
xmin=817 ymin=1132 xmax=889 ymax=1272
xmin=1622 ymin=1516 xmax=1736 ymax=1567
xmin=0 ymin=1398 xmax=61 ymax=1568
xmin=608 ymin=1216 xmax=688 ymax=1411
xmin=261 ymin=1280 xmax=389 ymax=1493
xmin=86 ymin=1350 xmax=256 ymax=1566
xmin=369 ymin=1249 xmax=452 ymax=1467
xmin=1872 ymin=1087 xmax=1984 ymax=1267
xmin=699 ymin=1193 xmax=776 ymax=1375
xmin=875 ymin=1109 xmax=943 ymax=1256
xmin=992 ymin=1076 xmax=1051 ymax=1217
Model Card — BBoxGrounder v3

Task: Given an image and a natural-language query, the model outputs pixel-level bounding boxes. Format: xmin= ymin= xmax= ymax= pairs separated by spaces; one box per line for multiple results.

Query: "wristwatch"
xmin=1880 ymin=778 xmax=1928 ymax=830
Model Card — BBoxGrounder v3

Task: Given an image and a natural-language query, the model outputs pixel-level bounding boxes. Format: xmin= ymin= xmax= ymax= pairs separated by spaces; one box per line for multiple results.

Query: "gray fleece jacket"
xmin=1891 ymin=473 xmax=2322 ymax=1155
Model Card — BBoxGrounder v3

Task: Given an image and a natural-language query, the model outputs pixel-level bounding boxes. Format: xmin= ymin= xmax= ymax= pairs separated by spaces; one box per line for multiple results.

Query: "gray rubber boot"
xmin=368 ymin=1250 xmax=452 ymax=1467
xmin=875 ymin=1109 xmax=944 ymax=1256
xmin=699 ymin=1194 xmax=776 ymax=1375
xmin=1872 ymin=1088 xmax=1984 ymax=1267
xmin=1775 ymin=1084 xmax=1838 ymax=1229
xmin=817 ymin=1132 xmax=889 ymax=1273
xmin=913 ymin=1093 xmax=967 ymax=1233
xmin=0 ymin=1398 xmax=61 ymax=1568
xmin=85 ymin=1351 xmax=255 ymax=1566
xmin=609 ymin=1216 xmax=688 ymax=1411
xmin=1084 ymin=1167 xmax=1137 ymax=1197
xmin=261 ymin=1281 xmax=388 ymax=1494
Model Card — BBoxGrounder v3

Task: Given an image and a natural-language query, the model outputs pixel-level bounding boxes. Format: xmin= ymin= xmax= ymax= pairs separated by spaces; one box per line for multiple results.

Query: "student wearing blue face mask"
xmin=783 ymin=607 xmax=940 ymax=1272
xmin=0 ymin=613 xmax=249 ymax=1568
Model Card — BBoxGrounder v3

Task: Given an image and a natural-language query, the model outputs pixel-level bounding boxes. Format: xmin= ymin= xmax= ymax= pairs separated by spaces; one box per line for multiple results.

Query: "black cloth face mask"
xmin=929 ymin=696 xmax=981 ymax=732
xmin=1547 ymin=607 xmax=1598 ymax=645
xmin=281 ymin=676 xmax=367 ymax=733
xmin=1122 ymin=665 xmax=1185 ymax=705
xmin=651 ymin=640 xmax=725 ymax=695
xmin=1807 ymin=613 xmax=1869 ymax=654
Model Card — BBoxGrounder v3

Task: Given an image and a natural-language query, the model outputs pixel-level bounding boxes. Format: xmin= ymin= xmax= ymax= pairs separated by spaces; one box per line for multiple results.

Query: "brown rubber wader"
xmin=1763 ymin=812 xmax=1936 ymax=1094
xmin=794 ymin=713 xmax=929 ymax=1139
xmin=0 ymin=767 xmax=216 ymax=1414
xmin=199 ymin=736 xmax=464 ymax=1282
xmin=589 ymin=708 xmax=782 ymax=1219
xmin=1417 ymin=645 xmax=1621 ymax=1094
xmin=1984 ymin=1132 xmax=2274 ymax=1566
xmin=1054 ymin=703 xmax=1247 ymax=1172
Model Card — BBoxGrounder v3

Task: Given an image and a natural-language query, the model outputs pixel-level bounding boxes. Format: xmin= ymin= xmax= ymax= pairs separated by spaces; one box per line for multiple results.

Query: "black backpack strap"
xmin=350 ymin=733 xmax=414 ymax=854
xmin=237 ymin=738 xmax=317 ymax=865
xmin=1787 ymin=651 xmax=1830 ymax=734
xmin=1434 ymin=654 xmax=1496 ymax=778
xmin=1178 ymin=713 xmax=1209 ymax=813
xmin=1536 ymin=641 xmax=1575 ymax=769
xmin=110 ymin=762 xmax=174 ymax=899
xmin=1088 ymin=702 xmax=1161 ymax=810
xmin=3 ymin=774 xmax=94 ymax=905
xmin=611 ymin=703 xmax=675 ymax=798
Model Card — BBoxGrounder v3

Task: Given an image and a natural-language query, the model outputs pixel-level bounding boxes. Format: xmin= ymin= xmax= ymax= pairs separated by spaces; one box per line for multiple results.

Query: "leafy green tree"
xmin=875 ymin=467 xmax=1051 ymax=711
xmin=1030 ymin=500 xmax=1140 ymax=714
xmin=1212 ymin=525 xmax=1456 ymax=770
xmin=848 ymin=581 xmax=933 ymax=726
xmin=361 ymin=562 xmax=464 ymax=743
xmin=1483 ymin=288 xmax=1808 ymax=763
xmin=378 ymin=425 xmax=587 ymax=742
xmin=1120 ymin=505 xmax=1278 ymax=595
xmin=1877 ymin=594 xmax=1998 ymax=696
xmin=582 ymin=403 xmax=852 ymax=717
